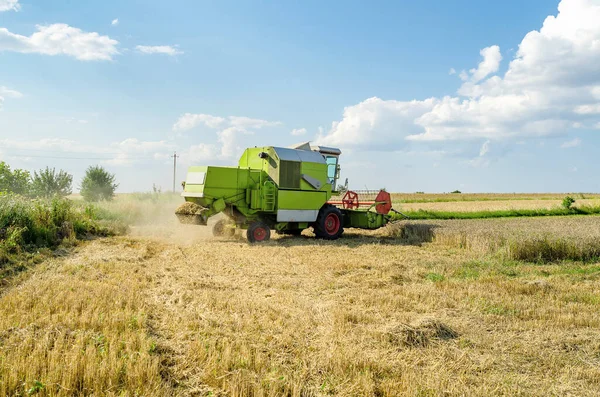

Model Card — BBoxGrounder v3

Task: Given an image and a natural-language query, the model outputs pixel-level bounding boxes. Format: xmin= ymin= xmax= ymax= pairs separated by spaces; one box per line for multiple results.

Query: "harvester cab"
xmin=176 ymin=142 xmax=395 ymax=242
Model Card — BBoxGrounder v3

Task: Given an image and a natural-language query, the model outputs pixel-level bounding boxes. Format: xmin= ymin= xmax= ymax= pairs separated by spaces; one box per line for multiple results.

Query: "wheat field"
xmin=2 ymin=203 xmax=600 ymax=396
xmin=389 ymin=193 xmax=600 ymax=203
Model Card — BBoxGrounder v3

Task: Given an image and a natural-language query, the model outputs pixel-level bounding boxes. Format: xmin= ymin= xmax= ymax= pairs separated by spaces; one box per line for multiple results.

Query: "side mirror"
xmin=335 ymin=165 xmax=341 ymax=179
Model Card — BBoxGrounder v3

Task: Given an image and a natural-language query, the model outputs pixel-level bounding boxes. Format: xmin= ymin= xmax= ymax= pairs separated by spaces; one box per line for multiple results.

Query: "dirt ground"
xmin=1 ymin=221 xmax=600 ymax=396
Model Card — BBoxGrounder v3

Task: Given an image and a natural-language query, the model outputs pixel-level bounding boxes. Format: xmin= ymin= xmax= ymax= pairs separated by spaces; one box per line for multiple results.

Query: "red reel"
xmin=341 ymin=190 xmax=360 ymax=209
xmin=375 ymin=190 xmax=392 ymax=215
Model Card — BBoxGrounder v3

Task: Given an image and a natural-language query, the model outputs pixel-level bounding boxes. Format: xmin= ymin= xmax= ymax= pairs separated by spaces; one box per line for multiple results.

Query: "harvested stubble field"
xmin=400 ymin=198 xmax=600 ymax=213
xmin=1 ymin=198 xmax=600 ymax=396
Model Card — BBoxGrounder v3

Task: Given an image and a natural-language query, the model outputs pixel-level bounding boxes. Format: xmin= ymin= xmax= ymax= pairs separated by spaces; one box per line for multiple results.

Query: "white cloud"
xmin=468 ymin=141 xmax=492 ymax=168
xmin=479 ymin=140 xmax=491 ymax=156
xmin=457 ymin=45 xmax=502 ymax=97
xmin=471 ymin=46 xmax=502 ymax=83
xmin=561 ymin=137 xmax=581 ymax=148
xmin=135 ymin=45 xmax=183 ymax=56
xmin=318 ymin=0 xmax=600 ymax=153
xmin=316 ymin=97 xmax=437 ymax=150
xmin=0 ymin=137 xmax=175 ymax=166
xmin=0 ymin=86 xmax=23 ymax=98
xmin=111 ymin=19 xmax=119 ymax=26
xmin=173 ymin=113 xmax=226 ymax=131
xmin=62 ymin=117 xmax=89 ymax=125
xmin=106 ymin=138 xmax=175 ymax=165
xmin=0 ymin=138 xmax=99 ymax=153
xmin=172 ymin=114 xmax=282 ymax=132
xmin=217 ymin=126 xmax=251 ymax=158
xmin=184 ymin=143 xmax=219 ymax=163
xmin=448 ymin=68 xmax=456 ymax=75
xmin=291 ymin=128 xmax=307 ymax=136
xmin=228 ymin=116 xmax=282 ymax=129
xmin=172 ymin=112 xmax=282 ymax=159
xmin=0 ymin=0 xmax=19 ymax=12
xmin=0 ymin=85 xmax=22 ymax=109
xmin=574 ymin=104 xmax=600 ymax=114
xmin=0 ymin=24 xmax=119 ymax=61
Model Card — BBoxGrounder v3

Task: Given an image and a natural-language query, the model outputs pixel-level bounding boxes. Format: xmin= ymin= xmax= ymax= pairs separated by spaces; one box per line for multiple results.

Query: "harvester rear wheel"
xmin=314 ymin=205 xmax=344 ymax=240
xmin=213 ymin=219 xmax=236 ymax=237
xmin=247 ymin=221 xmax=271 ymax=243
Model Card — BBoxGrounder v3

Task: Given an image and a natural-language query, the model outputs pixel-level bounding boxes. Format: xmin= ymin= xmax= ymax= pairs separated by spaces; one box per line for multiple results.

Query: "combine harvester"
xmin=176 ymin=142 xmax=402 ymax=242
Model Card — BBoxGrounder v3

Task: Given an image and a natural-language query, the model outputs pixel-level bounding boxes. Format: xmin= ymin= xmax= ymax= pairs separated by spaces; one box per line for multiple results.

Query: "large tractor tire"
xmin=213 ymin=219 xmax=236 ymax=237
xmin=247 ymin=221 xmax=271 ymax=243
xmin=314 ymin=204 xmax=344 ymax=240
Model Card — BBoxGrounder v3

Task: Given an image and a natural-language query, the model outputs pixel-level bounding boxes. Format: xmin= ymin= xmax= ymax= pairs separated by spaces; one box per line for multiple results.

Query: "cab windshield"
xmin=325 ymin=156 xmax=338 ymax=187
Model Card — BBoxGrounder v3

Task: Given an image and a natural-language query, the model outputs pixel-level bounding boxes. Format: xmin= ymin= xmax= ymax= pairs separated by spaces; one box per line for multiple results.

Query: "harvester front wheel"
xmin=247 ymin=221 xmax=271 ymax=243
xmin=314 ymin=205 xmax=344 ymax=240
xmin=213 ymin=219 xmax=236 ymax=238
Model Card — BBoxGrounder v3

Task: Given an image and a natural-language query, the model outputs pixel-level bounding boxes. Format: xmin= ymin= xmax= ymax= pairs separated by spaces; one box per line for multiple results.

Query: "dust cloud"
xmin=106 ymin=196 xmax=233 ymax=245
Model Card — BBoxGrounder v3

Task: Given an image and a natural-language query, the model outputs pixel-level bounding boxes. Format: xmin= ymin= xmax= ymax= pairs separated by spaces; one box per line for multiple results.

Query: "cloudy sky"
xmin=1 ymin=0 xmax=599 ymax=192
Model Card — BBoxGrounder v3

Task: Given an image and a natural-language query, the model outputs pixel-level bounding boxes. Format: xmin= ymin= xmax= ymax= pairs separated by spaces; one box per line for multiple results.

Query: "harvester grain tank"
xmin=176 ymin=142 xmax=396 ymax=242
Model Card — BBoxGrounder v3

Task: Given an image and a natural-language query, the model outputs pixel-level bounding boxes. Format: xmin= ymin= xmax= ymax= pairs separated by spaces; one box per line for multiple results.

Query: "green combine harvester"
xmin=176 ymin=142 xmax=396 ymax=242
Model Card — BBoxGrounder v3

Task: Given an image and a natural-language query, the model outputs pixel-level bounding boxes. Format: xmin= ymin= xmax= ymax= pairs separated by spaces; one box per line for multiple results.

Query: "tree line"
xmin=0 ymin=162 xmax=118 ymax=202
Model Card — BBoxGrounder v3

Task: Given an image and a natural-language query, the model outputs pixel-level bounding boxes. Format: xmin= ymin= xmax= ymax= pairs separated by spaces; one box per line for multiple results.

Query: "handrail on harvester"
xmin=328 ymin=189 xmax=411 ymax=219
xmin=328 ymin=189 xmax=392 ymax=214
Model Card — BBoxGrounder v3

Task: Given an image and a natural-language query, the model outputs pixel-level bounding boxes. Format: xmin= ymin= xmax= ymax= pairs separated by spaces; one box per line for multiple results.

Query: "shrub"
xmin=562 ymin=196 xmax=575 ymax=210
xmin=450 ymin=190 xmax=462 ymax=194
xmin=31 ymin=167 xmax=73 ymax=198
xmin=80 ymin=166 xmax=118 ymax=202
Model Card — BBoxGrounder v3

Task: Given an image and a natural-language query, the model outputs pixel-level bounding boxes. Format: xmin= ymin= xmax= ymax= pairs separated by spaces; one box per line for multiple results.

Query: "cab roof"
xmin=271 ymin=146 xmax=326 ymax=163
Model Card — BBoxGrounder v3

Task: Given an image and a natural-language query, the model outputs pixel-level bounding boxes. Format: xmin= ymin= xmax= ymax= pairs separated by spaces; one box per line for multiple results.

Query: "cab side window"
xmin=326 ymin=156 xmax=338 ymax=185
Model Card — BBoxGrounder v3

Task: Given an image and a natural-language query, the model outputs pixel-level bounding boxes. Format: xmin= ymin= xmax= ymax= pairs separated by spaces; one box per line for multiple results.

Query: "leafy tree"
xmin=0 ymin=161 xmax=30 ymax=195
xmin=80 ymin=165 xmax=118 ymax=202
xmin=31 ymin=167 xmax=73 ymax=198
xmin=562 ymin=196 xmax=576 ymax=210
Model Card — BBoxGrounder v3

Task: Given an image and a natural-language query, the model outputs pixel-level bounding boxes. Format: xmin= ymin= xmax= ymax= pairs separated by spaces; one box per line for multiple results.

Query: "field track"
xmin=2 ymin=219 xmax=600 ymax=396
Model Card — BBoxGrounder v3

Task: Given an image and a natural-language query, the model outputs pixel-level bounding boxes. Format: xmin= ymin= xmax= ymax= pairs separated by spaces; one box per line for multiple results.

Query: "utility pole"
xmin=171 ymin=151 xmax=179 ymax=192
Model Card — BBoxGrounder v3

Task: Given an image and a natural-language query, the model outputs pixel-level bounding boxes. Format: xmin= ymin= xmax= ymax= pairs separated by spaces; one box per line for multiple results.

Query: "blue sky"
xmin=1 ymin=0 xmax=599 ymax=193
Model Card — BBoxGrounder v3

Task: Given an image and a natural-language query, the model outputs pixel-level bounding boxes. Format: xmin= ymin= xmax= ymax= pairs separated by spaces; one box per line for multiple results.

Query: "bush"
xmin=80 ymin=166 xmax=118 ymax=202
xmin=0 ymin=194 xmax=125 ymax=279
xmin=450 ymin=190 xmax=462 ymax=194
xmin=562 ymin=196 xmax=575 ymax=210
xmin=0 ymin=162 xmax=30 ymax=195
xmin=0 ymin=194 xmax=122 ymax=252
xmin=31 ymin=167 xmax=73 ymax=198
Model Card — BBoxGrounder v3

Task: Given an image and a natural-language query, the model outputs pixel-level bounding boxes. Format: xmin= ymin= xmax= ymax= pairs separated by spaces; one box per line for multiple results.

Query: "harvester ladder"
xmin=263 ymin=181 xmax=277 ymax=212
